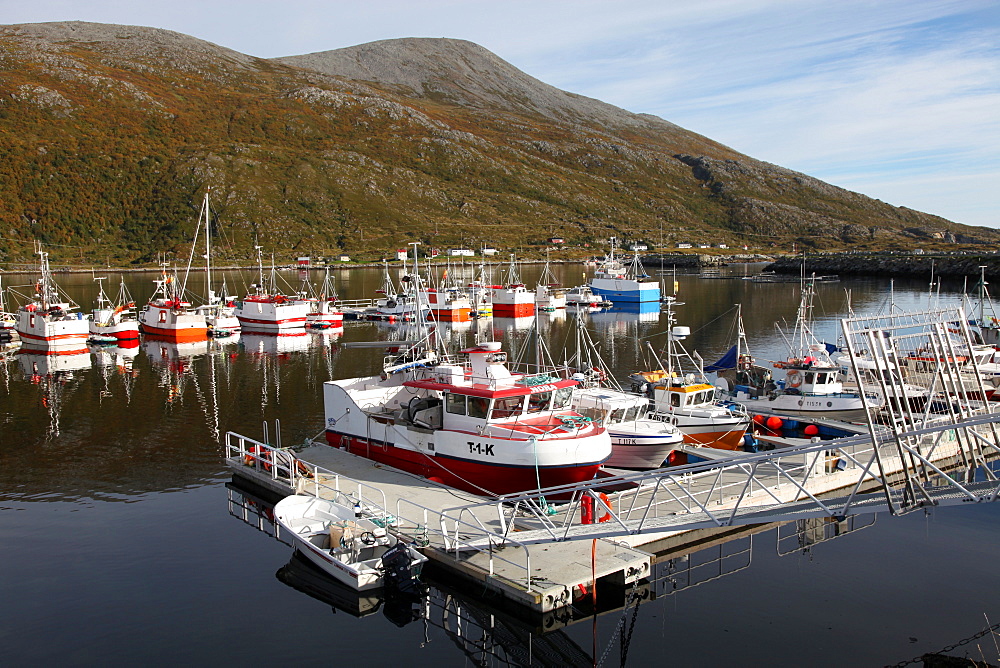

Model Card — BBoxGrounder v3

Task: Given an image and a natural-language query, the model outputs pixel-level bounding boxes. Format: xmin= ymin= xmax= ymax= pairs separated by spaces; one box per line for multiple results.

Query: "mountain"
xmin=0 ymin=21 xmax=994 ymax=266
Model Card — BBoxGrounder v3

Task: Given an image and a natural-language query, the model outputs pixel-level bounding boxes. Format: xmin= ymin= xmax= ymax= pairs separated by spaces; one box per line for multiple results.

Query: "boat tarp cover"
xmin=704 ymin=345 xmax=738 ymax=373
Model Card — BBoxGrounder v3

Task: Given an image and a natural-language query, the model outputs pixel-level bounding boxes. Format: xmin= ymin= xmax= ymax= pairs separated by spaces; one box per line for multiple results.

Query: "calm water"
xmin=1 ymin=263 xmax=998 ymax=666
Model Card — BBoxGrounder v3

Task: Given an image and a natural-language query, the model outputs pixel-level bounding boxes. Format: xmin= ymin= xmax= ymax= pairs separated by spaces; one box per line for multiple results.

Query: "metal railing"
xmin=225 ymin=430 xmax=536 ymax=592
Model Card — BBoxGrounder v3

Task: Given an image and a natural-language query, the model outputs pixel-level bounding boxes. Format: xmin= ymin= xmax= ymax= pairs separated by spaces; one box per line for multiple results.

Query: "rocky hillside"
xmin=0 ymin=21 xmax=995 ymax=267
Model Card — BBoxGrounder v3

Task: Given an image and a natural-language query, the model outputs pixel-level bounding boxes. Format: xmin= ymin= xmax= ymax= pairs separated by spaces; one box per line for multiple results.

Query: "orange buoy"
xmin=753 ymin=414 xmax=766 ymax=425
xmin=803 ymin=424 xmax=820 ymax=437
xmin=766 ymin=416 xmax=783 ymax=431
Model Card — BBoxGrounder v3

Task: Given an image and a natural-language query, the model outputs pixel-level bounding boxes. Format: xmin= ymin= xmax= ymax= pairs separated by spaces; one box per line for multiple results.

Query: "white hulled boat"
xmin=274 ymin=494 xmax=427 ymax=591
xmin=234 ymin=247 xmax=309 ymax=333
xmin=88 ymin=276 xmax=139 ymax=342
xmin=714 ymin=286 xmax=882 ymax=420
xmin=15 ymin=249 xmax=89 ymax=349
xmin=323 ymin=340 xmax=611 ymax=496
xmin=565 ymin=284 xmax=612 ymax=309
xmin=534 ymin=252 xmax=566 ymax=311
xmin=188 ymin=191 xmax=240 ymax=334
xmin=305 ymin=267 xmax=344 ymax=329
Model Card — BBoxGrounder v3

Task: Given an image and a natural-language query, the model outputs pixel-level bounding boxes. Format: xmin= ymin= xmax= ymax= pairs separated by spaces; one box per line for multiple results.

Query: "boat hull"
xmin=672 ymin=417 xmax=750 ymax=450
xmin=16 ymin=311 xmax=90 ymax=348
xmin=589 ymin=279 xmax=660 ymax=304
xmin=89 ymin=320 xmax=140 ymax=340
xmin=326 ymin=431 xmax=605 ymax=496
xmin=605 ymin=429 xmax=683 ymax=469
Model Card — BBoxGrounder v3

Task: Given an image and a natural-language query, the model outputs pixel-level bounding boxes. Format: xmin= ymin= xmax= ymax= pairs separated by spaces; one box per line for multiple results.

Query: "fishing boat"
xmin=490 ymin=255 xmax=535 ymax=318
xmin=534 ymin=252 xmax=566 ymax=311
xmin=1 ymin=274 xmax=16 ymax=332
xmin=587 ymin=241 xmax=659 ymax=304
xmin=15 ymin=249 xmax=90 ymax=349
xmin=138 ymin=266 xmax=209 ymax=342
xmin=304 ymin=268 xmax=344 ymax=329
xmin=234 ymin=247 xmax=309 ymax=333
xmin=188 ymin=192 xmax=241 ymax=334
xmin=421 ymin=264 xmax=472 ymax=322
xmin=322 ymin=340 xmax=612 ymax=496
xmin=564 ymin=284 xmax=612 ymax=309
xmin=356 ymin=261 xmax=427 ymax=321
xmin=834 ymin=351 xmax=933 ymax=412
xmin=630 ymin=298 xmax=750 ymax=450
xmin=273 ymin=494 xmax=427 ymax=592
xmin=573 ymin=386 xmax=683 ymax=469
xmin=713 ymin=287 xmax=882 ymax=420
xmin=898 ymin=345 xmax=997 ymax=401
xmin=564 ymin=312 xmax=684 ymax=468
xmin=88 ymin=276 xmax=139 ymax=342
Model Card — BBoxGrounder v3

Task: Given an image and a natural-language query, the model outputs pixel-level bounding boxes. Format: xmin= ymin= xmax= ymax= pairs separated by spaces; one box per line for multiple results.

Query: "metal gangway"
xmin=421 ymin=307 xmax=1000 ymax=548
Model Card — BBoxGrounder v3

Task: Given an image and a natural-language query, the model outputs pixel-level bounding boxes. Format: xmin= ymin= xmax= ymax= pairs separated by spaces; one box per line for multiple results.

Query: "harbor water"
xmin=1 ymin=262 xmax=998 ymax=666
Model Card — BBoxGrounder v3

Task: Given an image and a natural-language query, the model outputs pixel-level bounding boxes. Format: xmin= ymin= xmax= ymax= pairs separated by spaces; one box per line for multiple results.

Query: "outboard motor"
xmin=381 ymin=542 xmax=424 ymax=596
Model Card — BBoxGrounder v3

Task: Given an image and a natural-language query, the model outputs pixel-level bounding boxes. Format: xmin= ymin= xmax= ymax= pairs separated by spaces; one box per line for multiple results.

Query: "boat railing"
xmin=225 ymin=432 xmax=388 ymax=513
xmin=394 ymin=497 xmax=536 ymax=593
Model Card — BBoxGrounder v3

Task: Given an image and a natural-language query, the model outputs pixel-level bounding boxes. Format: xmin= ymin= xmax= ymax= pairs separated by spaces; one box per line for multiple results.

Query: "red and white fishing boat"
xmin=534 ymin=252 xmax=566 ymax=311
xmin=138 ymin=267 xmax=208 ymax=343
xmin=15 ymin=249 xmax=90 ymax=349
xmin=323 ymin=341 xmax=611 ymax=496
xmin=490 ymin=256 xmax=534 ymax=318
xmin=88 ymin=277 xmax=139 ymax=342
xmin=422 ymin=286 xmax=473 ymax=322
xmin=234 ymin=247 xmax=308 ymax=333
xmin=305 ymin=268 xmax=344 ymax=329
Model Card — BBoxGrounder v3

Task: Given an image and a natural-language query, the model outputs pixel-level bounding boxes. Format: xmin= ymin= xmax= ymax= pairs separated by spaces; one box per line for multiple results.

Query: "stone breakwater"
xmin=766 ymin=254 xmax=1000 ymax=280
xmin=645 ymin=253 xmax=773 ymax=268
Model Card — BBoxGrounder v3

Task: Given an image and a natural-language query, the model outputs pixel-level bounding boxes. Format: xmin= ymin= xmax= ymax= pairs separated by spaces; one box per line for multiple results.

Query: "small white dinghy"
xmin=273 ymin=494 xmax=427 ymax=592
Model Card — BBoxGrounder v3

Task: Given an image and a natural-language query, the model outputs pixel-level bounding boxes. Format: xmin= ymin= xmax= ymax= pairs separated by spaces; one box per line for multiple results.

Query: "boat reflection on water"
xmin=588 ymin=303 xmax=660 ymax=326
xmin=491 ymin=315 xmax=536 ymax=335
xmin=17 ymin=343 xmax=92 ymax=437
xmin=241 ymin=331 xmax=311 ymax=356
xmin=276 ymin=551 xmax=387 ymax=620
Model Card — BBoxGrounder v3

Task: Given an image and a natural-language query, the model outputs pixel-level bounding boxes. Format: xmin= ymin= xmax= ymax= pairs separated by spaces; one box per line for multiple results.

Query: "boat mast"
xmin=204 ymin=189 xmax=214 ymax=307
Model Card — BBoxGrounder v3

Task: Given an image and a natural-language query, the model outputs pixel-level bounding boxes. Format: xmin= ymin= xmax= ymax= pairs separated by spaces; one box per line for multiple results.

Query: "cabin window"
xmin=159 ymin=310 xmax=166 ymax=323
xmin=610 ymin=408 xmax=627 ymax=423
xmin=468 ymin=397 xmax=489 ymax=419
xmin=552 ymin=387 xmax=573 ymax=410
xmin=624 ymin=405 xmax=642 ymax=422
xmin=446 ymin=393 xmax=466 ymax=415
xmin=670 ymin=393 xmax=681 ymax=408
xmin=527 ymin=391 xmax=552 ymax=413
xmin=698 ymin=391 xmax=711 ymax=404
xmin=491 ymin=396 xmax=524 ymax=420
xmin=805 ymin=372 xmax=815 ymax=384
xmin=578 ymin=407 xmax=604 ymax=425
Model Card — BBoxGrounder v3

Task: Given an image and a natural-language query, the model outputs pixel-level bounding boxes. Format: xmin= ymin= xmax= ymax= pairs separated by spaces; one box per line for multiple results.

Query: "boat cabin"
xmin=398 ymin=342 xmax=580 ymax=432
xmin=573 ymin=389 xmax=649 ymax=426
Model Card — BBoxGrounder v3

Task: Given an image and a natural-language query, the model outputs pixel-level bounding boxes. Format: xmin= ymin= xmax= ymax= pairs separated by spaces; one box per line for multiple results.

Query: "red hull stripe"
xmin=18 ymin=331 xmax=88 ymax=342
xmin=236 ymin=317 xmax=307 ymax=325
xmin=326 ymin=430 xmax=605 ymax=496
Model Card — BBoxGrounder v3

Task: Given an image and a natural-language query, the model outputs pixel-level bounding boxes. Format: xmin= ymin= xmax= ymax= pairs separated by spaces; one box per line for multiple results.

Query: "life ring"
xmin=786 ymin=371 xmax=802 ymax=388
xmin=597 ymin=492 xmax=612 ymax=523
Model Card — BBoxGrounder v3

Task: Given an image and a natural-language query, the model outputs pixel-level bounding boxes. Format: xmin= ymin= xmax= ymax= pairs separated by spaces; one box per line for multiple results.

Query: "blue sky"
xmin=4 ymin=0 xmax=999 ymax=228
